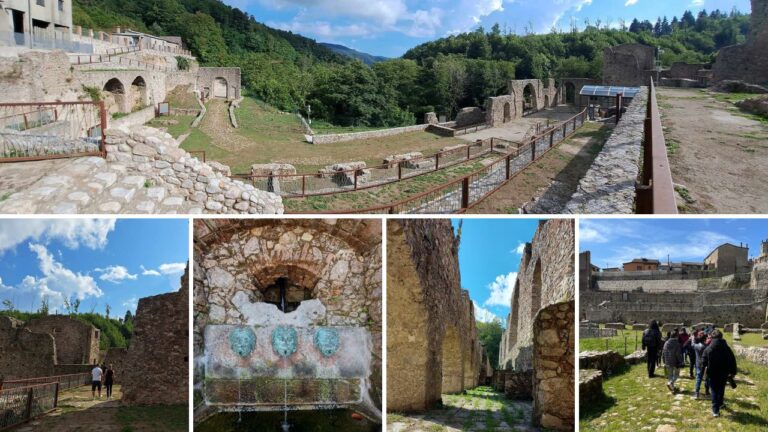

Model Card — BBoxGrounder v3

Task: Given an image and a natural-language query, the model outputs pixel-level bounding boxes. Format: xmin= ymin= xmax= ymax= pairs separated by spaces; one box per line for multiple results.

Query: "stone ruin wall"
xmin=500 ymin=219 xmax=575 ymax=371
xmin=713 ymin=0 xmax=768 ymax=84
xmin=602 ymin=43 xmax=657 ymax=86
xmin=25 ymin=315 xmax=100 ymax=365
xmin=485 ymin=79 xmax=560 ymax=127
xmin=192 ymin=219 xmax=382 ymax=419
xmin=103 ymin=347 xmax=128 ymax=384
xmin=121 ymin=264 xmax=189 ymax=406
xmin=0 ymin=316 xmax=56 ymax=379
xmin=386 ymin=219 xmax=484 ymax=412
xmin=196 ymin=67 xmax=242 ymax=101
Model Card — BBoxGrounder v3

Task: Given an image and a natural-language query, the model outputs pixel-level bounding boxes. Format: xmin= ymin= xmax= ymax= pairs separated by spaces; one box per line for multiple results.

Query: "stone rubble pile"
xmin=318 ymin=161 xmax=371 ymax=186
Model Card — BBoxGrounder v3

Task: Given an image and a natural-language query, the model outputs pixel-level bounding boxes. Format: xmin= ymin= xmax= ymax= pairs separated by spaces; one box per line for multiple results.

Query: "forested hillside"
xmin=72 ymin=1 xmax=751 ymax=127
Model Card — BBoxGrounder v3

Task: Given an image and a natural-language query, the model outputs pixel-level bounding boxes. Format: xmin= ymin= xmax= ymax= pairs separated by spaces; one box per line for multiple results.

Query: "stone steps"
xmin=0 ymin=157 xmax=201 ymax=214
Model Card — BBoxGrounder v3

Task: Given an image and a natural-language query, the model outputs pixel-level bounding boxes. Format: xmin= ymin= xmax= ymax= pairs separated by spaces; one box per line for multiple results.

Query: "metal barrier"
xmin=68 ymin=47 xmax=140 ymax=65
xmin=0 ymin=373 xmax=91 ymax=392
xmin=233 ymin=140 xmax=498 ymax=197
xmin=636 ymin=78 xmax=678 ymax=214
xmin=0 ymin=101 xmax=106 ymax=162
xmin=0 ymin=383 xmax=59 ymax=430
xmin=289 ymin=108 xmax=588 ymax=214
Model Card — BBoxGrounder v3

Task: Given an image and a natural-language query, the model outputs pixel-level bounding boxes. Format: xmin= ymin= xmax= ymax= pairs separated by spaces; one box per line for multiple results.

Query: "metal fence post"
xmin=505 ymin=155 xmax=510 ymax=180
xmin=25 ymin=387 xmax=34 ymax=422
xmin=531 ymin=140 xmax=536 ymax=161
xmin=99 ymin=101 xmax=107 ymax=156
xmin=398 ymin=163 xmax=402 ymax=180
xmin=461 ymin=177 xmax=470 ymax=209
xmin=353 ymin=170 xmax=358 ymax=190
xmin=54 ymin=382 xmax=60 ymax=408
xmin=301 ymin=176 xmax=306 ymax=196
xmin=435 ymin=153 xmax=440 ymax=170
xmin=549 ymin=130 xmax=554 ymax=148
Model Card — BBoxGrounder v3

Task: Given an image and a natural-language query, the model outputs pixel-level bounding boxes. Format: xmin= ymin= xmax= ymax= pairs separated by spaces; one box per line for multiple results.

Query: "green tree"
xmin=477 ymin=319 xmax=504 ymax=369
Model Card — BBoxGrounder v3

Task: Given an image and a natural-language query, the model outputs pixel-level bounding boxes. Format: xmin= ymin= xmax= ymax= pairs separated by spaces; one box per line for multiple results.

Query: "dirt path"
xmin=467 ymin=122 xmax=612 ymax=214
xmin=10 ymin=385 xmax=187 ymax=432
xmin=199 ymin=99 xmax=252 ymax=152
xmin=658 ymin=87 xmax=768 ymax=213
xmin=388 ymin=386 xmax=537 ymax=432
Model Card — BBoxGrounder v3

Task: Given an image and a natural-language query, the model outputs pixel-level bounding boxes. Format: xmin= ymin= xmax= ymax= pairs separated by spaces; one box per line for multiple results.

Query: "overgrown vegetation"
xmin=73 ymin=0 xmax=750 ymax=127
xmin=477 ymin=319 xmax=504 ymax=369
xmin=175 ymin=55 xmax=190 ymax=71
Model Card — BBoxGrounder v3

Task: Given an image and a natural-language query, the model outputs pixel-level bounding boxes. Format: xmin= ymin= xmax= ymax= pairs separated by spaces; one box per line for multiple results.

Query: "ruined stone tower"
xmin=712 ymin=0 xmax=768 ymax=84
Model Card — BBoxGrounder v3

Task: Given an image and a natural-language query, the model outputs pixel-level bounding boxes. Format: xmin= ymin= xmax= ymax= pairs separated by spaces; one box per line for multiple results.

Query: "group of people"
xmin=90 ymin=363 xmax=116 ymax=400
xmin=641 ymin=320 xmax=738 ymax=417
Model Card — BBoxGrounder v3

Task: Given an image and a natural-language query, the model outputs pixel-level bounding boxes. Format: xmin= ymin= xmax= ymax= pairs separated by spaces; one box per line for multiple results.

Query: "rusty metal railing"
xmin=68 ymin=46 xmax=140 ymax=65
xmin=636 ymin=78 xmax=678 ymax=214
xmin=0 ymin=383 xmax=59 ymax=430
xmin=288 ymin=108 xmax=588 ymax=214
xmin=0 ymin=101 xmax=107 ymax=162
xmin=0 ymin=373 xmax=90 ymax=392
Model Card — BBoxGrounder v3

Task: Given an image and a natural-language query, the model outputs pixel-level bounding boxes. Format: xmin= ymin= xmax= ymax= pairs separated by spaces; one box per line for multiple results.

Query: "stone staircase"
xmin=0 ymin=157 xmax=200 ymax=214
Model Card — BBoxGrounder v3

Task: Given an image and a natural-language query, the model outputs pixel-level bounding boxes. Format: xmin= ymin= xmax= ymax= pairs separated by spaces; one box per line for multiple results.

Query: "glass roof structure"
xmin=579 ymin=86 xmax=641 ymax=98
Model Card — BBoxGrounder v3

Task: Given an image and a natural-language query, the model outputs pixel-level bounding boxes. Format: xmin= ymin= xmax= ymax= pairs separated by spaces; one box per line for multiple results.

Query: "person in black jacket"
xmin=642 ymin=320 xmax=663 ymax=378
xmin=702 ymin=330 xmax=737 ymax=417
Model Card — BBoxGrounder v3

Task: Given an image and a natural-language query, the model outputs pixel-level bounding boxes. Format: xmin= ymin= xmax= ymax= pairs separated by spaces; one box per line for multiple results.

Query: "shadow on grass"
xmin=729 ymin=410 xmax=768 ymax=427
xmin=419 ymin=387 xmax=532 ymax=431
xmin=579 ymin=392 xmax=617 ymax=421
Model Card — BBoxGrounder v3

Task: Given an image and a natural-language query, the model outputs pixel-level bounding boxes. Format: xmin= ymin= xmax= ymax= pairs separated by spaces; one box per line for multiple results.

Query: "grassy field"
xmin=115 ymin=405 xmax=188 ymax=432
xmin=580 ymin=358 xmax=768 ymax=431
xmin=283 ymin=156 xmax=492 ymax=213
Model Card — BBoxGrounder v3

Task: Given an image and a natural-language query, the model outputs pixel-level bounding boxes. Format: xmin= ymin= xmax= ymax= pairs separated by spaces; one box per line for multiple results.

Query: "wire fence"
xmin=0 ymin=373 xmax=91 ymax=392
xmin=0 ymin=383 xmax=59 ymax=430
xmin=0 ymin=102 xmax=106 ymax=162
xmin=291 ymin=108 xmax=588 ymax=214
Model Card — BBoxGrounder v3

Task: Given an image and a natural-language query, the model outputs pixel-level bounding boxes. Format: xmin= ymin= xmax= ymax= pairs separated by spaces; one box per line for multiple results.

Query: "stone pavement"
xmin=387 ymin=386 xmax=537 ymax=432
xmin=0 ymin=157 xmax=200 ymax=214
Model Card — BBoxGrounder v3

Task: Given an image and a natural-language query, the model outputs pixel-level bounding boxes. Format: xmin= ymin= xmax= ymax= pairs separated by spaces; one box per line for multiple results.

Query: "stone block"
xmin=579 ymin=369 xmax=603 ymax=405
xmin=579 ymin=350 xmax=626 ymax=375
xmin=251 ymin=163 xmax=297 ymax=177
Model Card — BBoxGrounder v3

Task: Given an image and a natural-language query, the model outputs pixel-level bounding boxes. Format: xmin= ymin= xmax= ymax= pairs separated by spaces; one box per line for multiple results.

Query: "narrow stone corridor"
xmin=387 ymin=386 xmax=538 ymax=432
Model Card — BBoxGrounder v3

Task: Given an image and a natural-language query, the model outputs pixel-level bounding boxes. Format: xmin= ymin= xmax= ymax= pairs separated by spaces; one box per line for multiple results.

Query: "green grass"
xmin=147 ymin=114 xmax=197 ymax=139
xmin=179 ymin=129 xmax=229 ymax=160
xmin=310 ymin=119 xmax=389 ymax=134
xmin=580 ymin=358 xmax=768 ymax=431
xmin=711 ymin=92 xmax=765 ymax=104
xmin=115 ymin=405 xmax=187 ymax=431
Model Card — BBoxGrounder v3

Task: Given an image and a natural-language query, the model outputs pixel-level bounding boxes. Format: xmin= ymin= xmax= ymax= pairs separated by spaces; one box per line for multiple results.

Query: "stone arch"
xmin=530 ymin=259 xmax=543 ymax=322
xmin=523 ymin=83 xmax=538 ymax=113
xmin=130 ymin=76 xmax=148 ymax=109
xmin=565 ymin=82 xmax=576 ymax=104
xmin=103 ymin=78 xmax=126 ymax=114
xmin=503 ymin=102 xmax=512 ymax=123
xmin=213 ymin=77 xmax=228 ymax=99
xmin=441 ymin=325 xmax=463 ymax=394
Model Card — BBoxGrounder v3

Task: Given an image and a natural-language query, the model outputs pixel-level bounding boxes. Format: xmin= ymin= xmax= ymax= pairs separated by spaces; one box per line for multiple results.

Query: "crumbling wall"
xmin=533 ymin=301 xmax=574 ymax=431
xmin=121 ymin=264 xmax=189 ymax=405
xmin=500 ymin=219 xmax=575 ymax=371
xmin=103 ymin=347 xmax=129 ymax=384
xmin=386 ymin=219 xmax=484 ymax=412
xmin=196 ymin=67 xmax=241 ymax=100
xmin=0 ymin=317 xmax=56 ymax=379
xmin=603 ymin=44 xmax=656 ymax=86
xmin=713 ymin=0 xmax=768 ymax=84
xmin=25 ymin=315 xmax=100 ymax=365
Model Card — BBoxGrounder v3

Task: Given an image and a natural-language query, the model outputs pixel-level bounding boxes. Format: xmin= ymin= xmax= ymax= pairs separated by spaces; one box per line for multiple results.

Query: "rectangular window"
xmin=36 ymin=0 xmax=45 ymax=6
xmin=58 ymin=0 xmax=64 ymax=11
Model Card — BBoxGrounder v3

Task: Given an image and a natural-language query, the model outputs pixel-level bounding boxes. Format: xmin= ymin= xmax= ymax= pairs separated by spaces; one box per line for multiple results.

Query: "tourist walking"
xmin=91 ymin=364 xmax=103 ymax=399
xmin=641 ymin=320 xmax=663 ymax=378
xmin=702 ymin=330 xmax=738 ymax=417
xmin=662 ymin=329 xmax=684 ymax=393
xmin=104 ymin=364 xmax=115 ymax=400
xmin=692 ymin=332 xmax=711 ymax=399
xmin=679 ymin=328 xmax=695 ymax=377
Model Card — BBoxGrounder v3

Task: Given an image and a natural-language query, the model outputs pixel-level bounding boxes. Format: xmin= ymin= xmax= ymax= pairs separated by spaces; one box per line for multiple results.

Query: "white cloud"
xmin=140 ymin=265 xmax=161 ymax=276
xmin=484 ymin=272 xmax=517 ymax=307
xmin=0 ymin=219 xmax=115 ymax=254
xmin=473 ymin=301 xmax=500 ymax=323
xmin=624 ymin=0 xmax=639 ymax=5
xmin=690 ymin=0 xmax=704 ymax=5
xmin=598 ymin=231 xmax=736 ymax=268
xmin=122 ymin=297 xmax=139 ymax=312
xmin=512 ymin=242 xmax=526 ymax=255
xmin=11 ymin=243 xmax=104 ymax=311
xmin=158 ymin=263 xmax=186 ymax=275
xmin=95 ymin=265 xmax=137 ymax=283
xmin=264 ymin=0 xmax=409 ymax=26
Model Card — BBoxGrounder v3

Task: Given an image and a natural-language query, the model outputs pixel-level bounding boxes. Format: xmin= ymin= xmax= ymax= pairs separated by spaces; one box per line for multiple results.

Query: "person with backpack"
xmin=642 ymin=320 xmax=663 ymax=378
xmin=692 ymin=331 xmax=711 ymax=399
xmin=702 ymin=330 xmax=738 ymax=417
xmin=662 ymin=329 xmax=684 ymax=393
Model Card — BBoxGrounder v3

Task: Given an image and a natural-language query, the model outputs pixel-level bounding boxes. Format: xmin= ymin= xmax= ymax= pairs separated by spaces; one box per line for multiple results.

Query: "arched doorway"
xmin=213 ymin=77 xmax=228 ymax=99
xmin=523 ymin=83 xmax=537 ymax=114
xmin=131 ymin=76 xmax=148 ymax=109
xmin=103 ymin=78 xmax=126 ymax=114
xmin=441 ymin=325 xmax=463 ymax=394
xmin=565 ymin=82 xmax=576 ymax=104
xmin=503 ymin=102 xmax=512 ymax=123
xmin=544 ymin=95 xmax=550 ymax=109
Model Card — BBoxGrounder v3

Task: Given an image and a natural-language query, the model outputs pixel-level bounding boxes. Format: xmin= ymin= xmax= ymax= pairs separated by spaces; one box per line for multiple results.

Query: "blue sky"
xmin=581 ymin=219 xmax=768 ymax=269
xmin=451 ymin=218 xmax=541 ymax=326
xmin=223 ymin=0 xmax=752 ymax=57
xmin=0 ymin=219 xmax=188 ymax=318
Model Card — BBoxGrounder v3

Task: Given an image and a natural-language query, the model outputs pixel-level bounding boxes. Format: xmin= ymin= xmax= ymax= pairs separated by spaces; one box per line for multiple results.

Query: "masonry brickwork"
xmin=193 ymin=219 xmax=382 ymax=422
xmin=0 ymin=316 xmax=56 ymax=379
xmin=713 ymin=0 xmax=768 ymax=84
xmin=121 ymin=264 xmax=189 ymax=406
xmin=386 ymin=219 xmax=485 ymax=412
xmin=25 ymin=315 xmax=100 ymax=365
